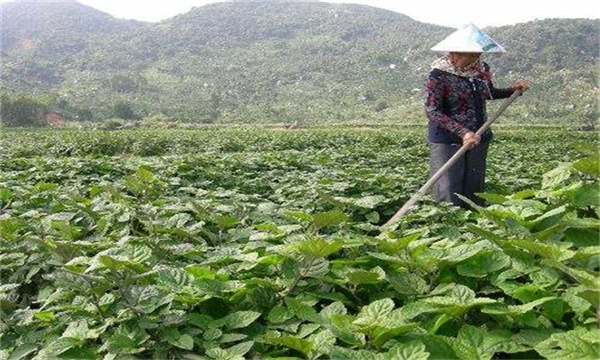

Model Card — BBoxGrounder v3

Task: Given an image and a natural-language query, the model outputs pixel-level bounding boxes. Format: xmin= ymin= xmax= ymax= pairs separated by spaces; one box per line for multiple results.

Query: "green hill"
xmin=1 ymin=1 xmax=597 ymax=125
xmin=1 ymin=0 xmax=142 ymax=89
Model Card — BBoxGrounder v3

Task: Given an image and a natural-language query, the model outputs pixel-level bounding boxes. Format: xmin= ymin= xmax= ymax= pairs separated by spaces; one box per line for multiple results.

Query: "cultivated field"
xmin=0 ymin=127 xmax=598 ymax=359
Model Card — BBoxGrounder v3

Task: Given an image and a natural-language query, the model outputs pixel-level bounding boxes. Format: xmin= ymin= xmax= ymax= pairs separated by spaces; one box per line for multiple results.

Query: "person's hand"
xmin=512 ymin=79 xmax=531 ymax=92
xmin=462 ymin=131 xmax=480 ymax=149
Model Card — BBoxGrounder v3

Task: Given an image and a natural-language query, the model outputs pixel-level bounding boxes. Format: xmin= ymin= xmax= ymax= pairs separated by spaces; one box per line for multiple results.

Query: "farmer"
xmin=425 ymin=24 xmax=530 ymax=208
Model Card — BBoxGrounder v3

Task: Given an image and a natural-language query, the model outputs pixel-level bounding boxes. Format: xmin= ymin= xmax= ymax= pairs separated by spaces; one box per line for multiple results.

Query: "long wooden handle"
xmin=380 ymin=90 xmax=522 ymax=231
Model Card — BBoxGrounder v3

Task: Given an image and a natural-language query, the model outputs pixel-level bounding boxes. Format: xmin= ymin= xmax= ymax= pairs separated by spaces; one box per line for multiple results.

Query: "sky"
xmin=2 ymin=0 xmax=598 ymax=28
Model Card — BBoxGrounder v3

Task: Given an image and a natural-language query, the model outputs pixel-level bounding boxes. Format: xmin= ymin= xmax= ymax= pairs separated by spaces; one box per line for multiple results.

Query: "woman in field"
xmin=425 ymin=24 xmax=530 ymax=207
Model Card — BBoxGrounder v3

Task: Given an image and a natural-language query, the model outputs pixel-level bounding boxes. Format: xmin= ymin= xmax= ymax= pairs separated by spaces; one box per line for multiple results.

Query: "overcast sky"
xmin=2 ymin=0 xmax=597 ymax=28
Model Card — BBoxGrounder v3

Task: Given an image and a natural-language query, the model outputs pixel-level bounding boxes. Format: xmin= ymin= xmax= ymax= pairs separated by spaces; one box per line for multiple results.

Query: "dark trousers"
xmin=428 ymin=141 xmax=490 ymax=208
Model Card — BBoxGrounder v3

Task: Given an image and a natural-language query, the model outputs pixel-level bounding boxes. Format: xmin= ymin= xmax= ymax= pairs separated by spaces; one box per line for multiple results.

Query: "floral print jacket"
xmin=425 ymin=63 xmax=515 ymax=144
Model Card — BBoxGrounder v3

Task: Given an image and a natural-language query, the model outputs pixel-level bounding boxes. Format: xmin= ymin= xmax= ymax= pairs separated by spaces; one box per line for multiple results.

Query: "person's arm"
xmin=485 ymin=63 xmax=531 ymax=99
xmin=488 ymin=79 xmax=515 ymax=99
xmin=425 ymin=70 xmax=470 ymax=138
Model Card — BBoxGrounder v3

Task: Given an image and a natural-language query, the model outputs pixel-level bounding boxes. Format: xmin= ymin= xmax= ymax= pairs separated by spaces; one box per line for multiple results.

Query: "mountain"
xmin=1 ymin=0 xmax=143 ymax=89
xmin=1 ymin=1 xmax=597 ymax=125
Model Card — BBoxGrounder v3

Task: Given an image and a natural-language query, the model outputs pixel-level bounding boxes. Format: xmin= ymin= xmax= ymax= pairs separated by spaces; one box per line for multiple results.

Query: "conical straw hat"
xmin=431 ymin=23 xmax=506 ymax=53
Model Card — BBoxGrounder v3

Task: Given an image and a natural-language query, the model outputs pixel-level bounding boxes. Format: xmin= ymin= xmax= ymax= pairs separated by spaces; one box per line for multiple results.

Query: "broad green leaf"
xmin=354 ymin=298 xmax=395 ymax=327
xmin=547 ymin=260 xmax=600 ymax=288
xmin=268 ymin=306 xmax=295 ymax=324
xmin=510 ymin=188 xmax=536 ymax=199
xmin=156 ymin=266 xmax=192 ymax=288
xmin=476 ymin=192 xmax=508 ymax=204
xmin=264 ymin=336 xmax=313 ymax=356
xmin=512 ymin=328 xmax=560 ymax=347
xmin=136 ymin=167 xmax=156 ymax=182
xmin=465 ymin=224 xmax=504 ymax=244
xmin=373 ymin=324 xmax=420 ymax=348
xmin=166 ymin=213 xmax=192 ymax=228
xmin=329 ymin=314 xmax=366 ymax=346
xmin=216 ymin=214 xmax=239 ymax=229
xmin=415 ymin=334 xmax=459 ymax=360
xmin=457 ymin=251 xmax=511 ymax=278
xmin=223 ymin=341 xmax=254 ymax=357
xmin=62 ymin=320 xmax=96 ymax=341
xmin=171 ymin=334 xmax=194 ymax=350
xmin=188 ymin=313 xmax=213 ymax=329
xmin=531 ymin=205 xmax=568 ymax=231
xmin=529 ymin=267 xmax=561 ymax=287
xmin=56 ymin=347 xmax=97 ymax=359
xmin=535 ymin=328 xmax=600 ymax=359
xmin=329 ymin=347 xmax=384 ymax=360
xmin=295 ymin=323 xmax=319 ymax=339
xmin=347 ymin=266 xmax=385 ymax=285
xmin=33 ymin=338 xmax=81 ymax=359
xmin=573 ymin=155 xmax=600 ymax=177
xmin=305 ymin=258 xmax=330 ymax=278
xmin=203 ymin=328 xmax=223 ymax=341
xmin=0 ymin=187 xmax=13 ymax=205
xmin=285 ymin=211 xmax=313 ymax=223
xmin=205 ymin=347 xmax=244 ymax=360
xmin=387 ymin=270 xmax=429 ymax=295
xmin=452 ymin=325 xmax=490 ymax=360
xmin=97 ymin=255 xmax=146 ymax=273
xmin=309 ymin=329 xmax=336 ymax=355
xmin=0 ymin=218 xmax=28 ymax=241
xmin=562 ymin=292 xmax=592 ymax=318
xmin=386 ymin=342 xmax=430 ymax=360
xmin=219 ymin=334 xmax=248 ymax=344
xmin=543 ymin=298 xmax=567 ymax=323
xmin=312 ymin=210 xmax=348 ymax=229
xmin=353 ymin=195 xmax=386 ymax=209
xmin=572 ymin=183 xmax=600 ymax=207
xmin=320 ymin=301 xmax=347 ymax=317
xmin=185 ymin=265 xmax=218 ymax=279
xmin=440 ymin=241 xmax=491 ymax=263
xmin=377 ymin=232 xmax=422 ymax=253
xmin=294 ymin=238 xmax=343 ymax=259
xmin=566 ymin=228 xmax=600 ymax=247
xmin=507 ymin=239 xmax=575 ymax=261
xmin=103 ymin=323 xmax=149 ymax=354
xmin=365 ymin=211 xmax=380 ymax=224
xmin=285 ymin=298 xmax=320 ymax=322
xmin=33 ymin=310 xmax=57 ymax=322
xmin=127 ymin=285 xmax=173 ymax=314
xmin=367 ymin=252 xmax=427 ymax=270
xmin=7 ymin=344 xmax=37 ymax=360
xmin=399 ymin=301 xmax=443 ymax=320
xmin=422 ymin=284 xmax=497 ymax=314
xmin=482 ymin=296 xmax=558 ymax=316
xmin=214 ymin=311 xmax=261 ymax=330
xmin=542 ymin=164 xmax=572 ymax=189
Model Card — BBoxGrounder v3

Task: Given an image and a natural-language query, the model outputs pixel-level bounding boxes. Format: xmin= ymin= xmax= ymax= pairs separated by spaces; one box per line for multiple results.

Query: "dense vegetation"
xmin=1 ymin=2 xmax=597 ymax=358
xmin=0 ymin=127 xmax=598 ymax=359
xmin=1 ymin=1 xmax=597 ymax=126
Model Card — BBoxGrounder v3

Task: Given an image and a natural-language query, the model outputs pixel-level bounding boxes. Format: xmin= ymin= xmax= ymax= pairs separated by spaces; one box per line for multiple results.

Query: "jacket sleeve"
xmin=424 ymin=70 xmax=470 ymax=138
xmin=488 ymin=80 xmax=515 ymax=99
xmin=484 ymin=63 xmax=516 ymax=100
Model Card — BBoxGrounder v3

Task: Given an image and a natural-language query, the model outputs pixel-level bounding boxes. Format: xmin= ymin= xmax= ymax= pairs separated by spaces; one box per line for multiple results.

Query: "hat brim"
xmin=431 ymin=24 xmax=506 ymax=53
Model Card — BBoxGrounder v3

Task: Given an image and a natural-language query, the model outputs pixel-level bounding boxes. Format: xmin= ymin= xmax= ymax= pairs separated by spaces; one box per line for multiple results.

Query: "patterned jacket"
xmin=425 ymin=63 xmax=515 ymax=144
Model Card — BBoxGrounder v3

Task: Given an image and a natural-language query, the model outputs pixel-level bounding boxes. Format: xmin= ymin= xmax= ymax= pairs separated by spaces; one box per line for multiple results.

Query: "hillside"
xmin=0 ymin=1 xmax=597 ymax=125
xmin=1 ymin=0 xmax=143 ymax=89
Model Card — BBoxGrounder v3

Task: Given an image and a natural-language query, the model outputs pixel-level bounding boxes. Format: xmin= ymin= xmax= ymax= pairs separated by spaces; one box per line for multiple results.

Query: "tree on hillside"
xmin=112 ymin=100 xmax=138 ymax=120
xmin=0 ymin=93 xmax=48 ymax=127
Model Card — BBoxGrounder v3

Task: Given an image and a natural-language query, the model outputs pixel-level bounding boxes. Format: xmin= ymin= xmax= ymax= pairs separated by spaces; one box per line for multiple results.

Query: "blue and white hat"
xmin=431 ymin=23 xmax=506 ymax=53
